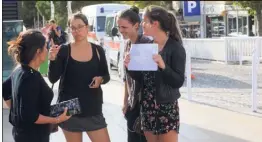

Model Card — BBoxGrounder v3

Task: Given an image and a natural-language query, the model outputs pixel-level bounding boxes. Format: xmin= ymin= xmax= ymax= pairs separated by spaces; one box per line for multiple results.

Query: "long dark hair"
xmin=144 ymin=5 xmax=183 ymax=44
xmin=7 ymin=29 xmax=46 ymax=65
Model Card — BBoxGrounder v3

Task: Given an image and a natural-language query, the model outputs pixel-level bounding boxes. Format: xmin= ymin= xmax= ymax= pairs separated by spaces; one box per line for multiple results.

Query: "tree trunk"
xmin=255 ymin=6 xmax=262 ymax=36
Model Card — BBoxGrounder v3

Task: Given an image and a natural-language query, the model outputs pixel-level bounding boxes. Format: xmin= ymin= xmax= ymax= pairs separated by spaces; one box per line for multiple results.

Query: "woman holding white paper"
xmin=124 ymin=5 xmax=186 ymax=142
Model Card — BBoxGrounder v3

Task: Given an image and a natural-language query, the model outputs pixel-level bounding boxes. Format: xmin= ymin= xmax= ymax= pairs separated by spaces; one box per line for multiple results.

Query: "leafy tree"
xmin=35 ymin=1 xmax=51 ymax=21
xmin=120 ymin=1 xmax=173 ymax=10
xmin=234 ymin=1 xmax=262 ymax=36
xmin=36 ymin=1 xmax=67 ymax=30
xmin=53 ymin=1 xmax=68 ymax=30
xmin=21 ymin=1 xmax=37 ymax=28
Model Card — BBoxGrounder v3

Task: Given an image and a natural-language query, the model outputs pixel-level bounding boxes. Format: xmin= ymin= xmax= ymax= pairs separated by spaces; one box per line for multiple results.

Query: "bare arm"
xmin=4 ymin=100 xmax=11 ymax=108
xmin=35 ymin=114 xmax=58 ymax=124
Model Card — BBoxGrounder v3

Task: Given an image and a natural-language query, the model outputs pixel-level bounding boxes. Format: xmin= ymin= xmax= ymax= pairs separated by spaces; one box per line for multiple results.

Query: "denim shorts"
xmin=59 ymin=114 xmax=107 ymax=132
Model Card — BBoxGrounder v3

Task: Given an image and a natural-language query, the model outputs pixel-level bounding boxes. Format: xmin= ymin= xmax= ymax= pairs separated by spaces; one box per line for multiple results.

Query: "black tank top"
xmin=61 ymin=43 xmax=103 ymax=117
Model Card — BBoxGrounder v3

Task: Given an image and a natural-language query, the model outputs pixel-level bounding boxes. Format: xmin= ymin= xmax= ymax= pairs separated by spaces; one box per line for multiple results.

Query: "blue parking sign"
xmin=184 ymin=1 xmax=201 ymax=16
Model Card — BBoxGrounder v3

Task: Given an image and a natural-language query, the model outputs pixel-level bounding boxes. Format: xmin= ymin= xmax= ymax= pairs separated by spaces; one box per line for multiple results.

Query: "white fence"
xmin=185 ymin=37 xmax=262 ymax=112
xmin=183 ymin=37 xmax=262 ymax=65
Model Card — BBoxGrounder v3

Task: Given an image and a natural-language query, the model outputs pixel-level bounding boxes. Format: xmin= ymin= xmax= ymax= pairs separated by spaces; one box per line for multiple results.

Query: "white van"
xmin=81 ymin=3 xmax=130 ymax=46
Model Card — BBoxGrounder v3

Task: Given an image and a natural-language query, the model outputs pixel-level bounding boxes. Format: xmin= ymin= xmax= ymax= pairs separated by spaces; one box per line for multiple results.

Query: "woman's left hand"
xmin=153 ymin=54 xmax=166 ymax=69
xmin=89 ymin=76 xmax=103 ymax=88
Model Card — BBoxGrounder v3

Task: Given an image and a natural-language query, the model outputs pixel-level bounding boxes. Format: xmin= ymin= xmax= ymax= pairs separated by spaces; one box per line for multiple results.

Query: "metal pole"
xmin=224 ymin=37 xmax=228 ymax=64
xmin=247 ymin=14 xmax=249 ymax=36
xmin=251 ymin=38 xmax=260 ymax=112
xmin=200 ymin=1 xmax=205 ymax=38
xmin=239 ymin=38 xmax=243 ymax=65
xmin=37 ymin=11 xmax=40 ymax=29
xmin=186 ymin=43 xmax=192 ymax=101
xmin=236 ymin=8 xmax=239 ymax=35
xmin=43 ymin=16 xmax=45 ymax=28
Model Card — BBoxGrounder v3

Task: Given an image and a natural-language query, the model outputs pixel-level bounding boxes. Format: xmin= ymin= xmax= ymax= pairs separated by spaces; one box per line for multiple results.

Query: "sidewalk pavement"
xmin=3 ymin=78 xmax=262 ymax=142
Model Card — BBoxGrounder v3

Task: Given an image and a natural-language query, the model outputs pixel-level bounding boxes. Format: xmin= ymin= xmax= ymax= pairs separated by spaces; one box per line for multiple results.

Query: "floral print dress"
xmin=140 ymin=71 xmax=180 ymax=135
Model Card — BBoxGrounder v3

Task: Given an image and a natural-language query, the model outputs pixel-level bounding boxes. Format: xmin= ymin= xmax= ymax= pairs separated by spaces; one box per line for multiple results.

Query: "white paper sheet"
xmin=128 ymin=43 xmax=158 ymax=71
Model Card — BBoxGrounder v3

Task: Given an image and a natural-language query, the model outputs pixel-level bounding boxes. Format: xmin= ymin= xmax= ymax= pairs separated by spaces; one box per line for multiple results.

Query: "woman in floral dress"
xmin=125 ymin=5 xmax=186 ymax=142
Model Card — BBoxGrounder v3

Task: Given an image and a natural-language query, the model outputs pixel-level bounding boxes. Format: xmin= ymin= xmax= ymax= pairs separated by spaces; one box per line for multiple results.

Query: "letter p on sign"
xmin=184 ymin=1 xmax=200 ymax=16
xmin=188 ymin=1 xmax=197 ymax=13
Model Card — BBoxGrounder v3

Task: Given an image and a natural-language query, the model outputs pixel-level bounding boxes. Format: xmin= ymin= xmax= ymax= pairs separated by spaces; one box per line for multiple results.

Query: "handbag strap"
xmin=95 ymin=46 xmax=100 ymax=61
xmin=51 ymin=44 xmax=70 ymax=103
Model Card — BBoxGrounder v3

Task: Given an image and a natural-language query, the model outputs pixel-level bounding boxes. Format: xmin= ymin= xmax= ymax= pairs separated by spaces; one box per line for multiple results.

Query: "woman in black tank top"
xmin=48 ymin=12 xmax=110 ymax=142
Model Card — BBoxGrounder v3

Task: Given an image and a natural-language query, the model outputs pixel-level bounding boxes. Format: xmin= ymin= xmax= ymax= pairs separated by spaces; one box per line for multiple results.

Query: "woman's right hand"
xmin=124 ymin=53 xmax=130 ymax=68
xmin=48 ymin=40 xmax=61 ymax=61
xmin=55 ymin=108 xmax=71 ymax=124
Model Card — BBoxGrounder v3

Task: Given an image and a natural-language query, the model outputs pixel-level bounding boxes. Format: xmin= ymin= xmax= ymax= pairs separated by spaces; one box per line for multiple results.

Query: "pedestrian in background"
xmin=2 ymin=29 xmax=71 ymax=142
xmin=124 ymin=5 xmax=186 ymax=142
xmin=48 ymin=19 xmax=63 ymax=46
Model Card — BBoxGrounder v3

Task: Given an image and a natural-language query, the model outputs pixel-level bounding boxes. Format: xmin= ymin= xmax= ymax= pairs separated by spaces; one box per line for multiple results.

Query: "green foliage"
xmin=53 ymin=1 xmax=67 ymax=30
xmin=234 ymin=1 xmax=262 ymax=36
xmin=234 ymin=1 xmax=262 ymax=15
xmin=120 ymin=1 xmax=173 ymax=10
xmin=35 ymin=1 xmax=51 ymax=20
xmin=35 ymin=1 xmax=67 ymax=30
xmin=21 ymin=1 xmax=37 ymax=28
xmin=26 ymin=1 xmax=175 ymax=29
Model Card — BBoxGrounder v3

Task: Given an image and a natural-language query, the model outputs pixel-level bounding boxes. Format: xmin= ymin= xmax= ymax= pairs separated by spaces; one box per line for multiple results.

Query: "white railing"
xmin=185 ymin=37 xmax=262 ymax=112
xmin=183 ymin=37 xmax=262 ymax=65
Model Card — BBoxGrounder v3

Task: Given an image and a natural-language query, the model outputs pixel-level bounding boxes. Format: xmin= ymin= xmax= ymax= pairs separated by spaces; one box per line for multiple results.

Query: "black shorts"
xmin=59 ymin=113 xmax=107 ymax=132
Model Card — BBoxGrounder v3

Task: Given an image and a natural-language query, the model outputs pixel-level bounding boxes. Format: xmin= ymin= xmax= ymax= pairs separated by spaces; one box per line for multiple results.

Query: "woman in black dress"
xmin=117 ymin=6 xmax=151 ymax=142
xmin=2 ymin=29 xmax=71 ymax=142
xmin=124 ymin=5 xmax=186 ymax=142
xmin=48 ymin=12 xmax=110 ymax=142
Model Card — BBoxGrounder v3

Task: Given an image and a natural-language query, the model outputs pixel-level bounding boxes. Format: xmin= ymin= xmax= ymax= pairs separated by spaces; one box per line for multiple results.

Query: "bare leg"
xmin=159 ymin=130 xmax=178 ymax=142
xmin=144 ymin=131 xmax=159 ymax=142
xmin=62 ymin=129 xmax=82 ymax=142
xmin=86 ymin=127 xmax=110 ymax=142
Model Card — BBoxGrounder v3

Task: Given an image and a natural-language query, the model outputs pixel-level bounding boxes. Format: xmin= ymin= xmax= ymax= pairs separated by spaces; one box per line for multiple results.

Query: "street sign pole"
xmin=200 ymin=1 xmax=206 ymax=38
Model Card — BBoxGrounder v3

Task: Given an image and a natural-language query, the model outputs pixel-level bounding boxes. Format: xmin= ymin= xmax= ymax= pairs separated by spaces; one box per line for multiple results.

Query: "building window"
xmin=207 ymin=15 xmax=225 ymax=38
xmin=227 ymin=10 xmax=249 ymax=37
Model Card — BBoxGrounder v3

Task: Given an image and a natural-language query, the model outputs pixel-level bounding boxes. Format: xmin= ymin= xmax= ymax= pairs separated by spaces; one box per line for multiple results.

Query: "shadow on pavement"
xmin=190 ymin=72 xmax=252 ymax=89
xmin=3 ymin=103 xmax=253 ymax=142
xmin=180 ymin=123 xmax=250 ymax=142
